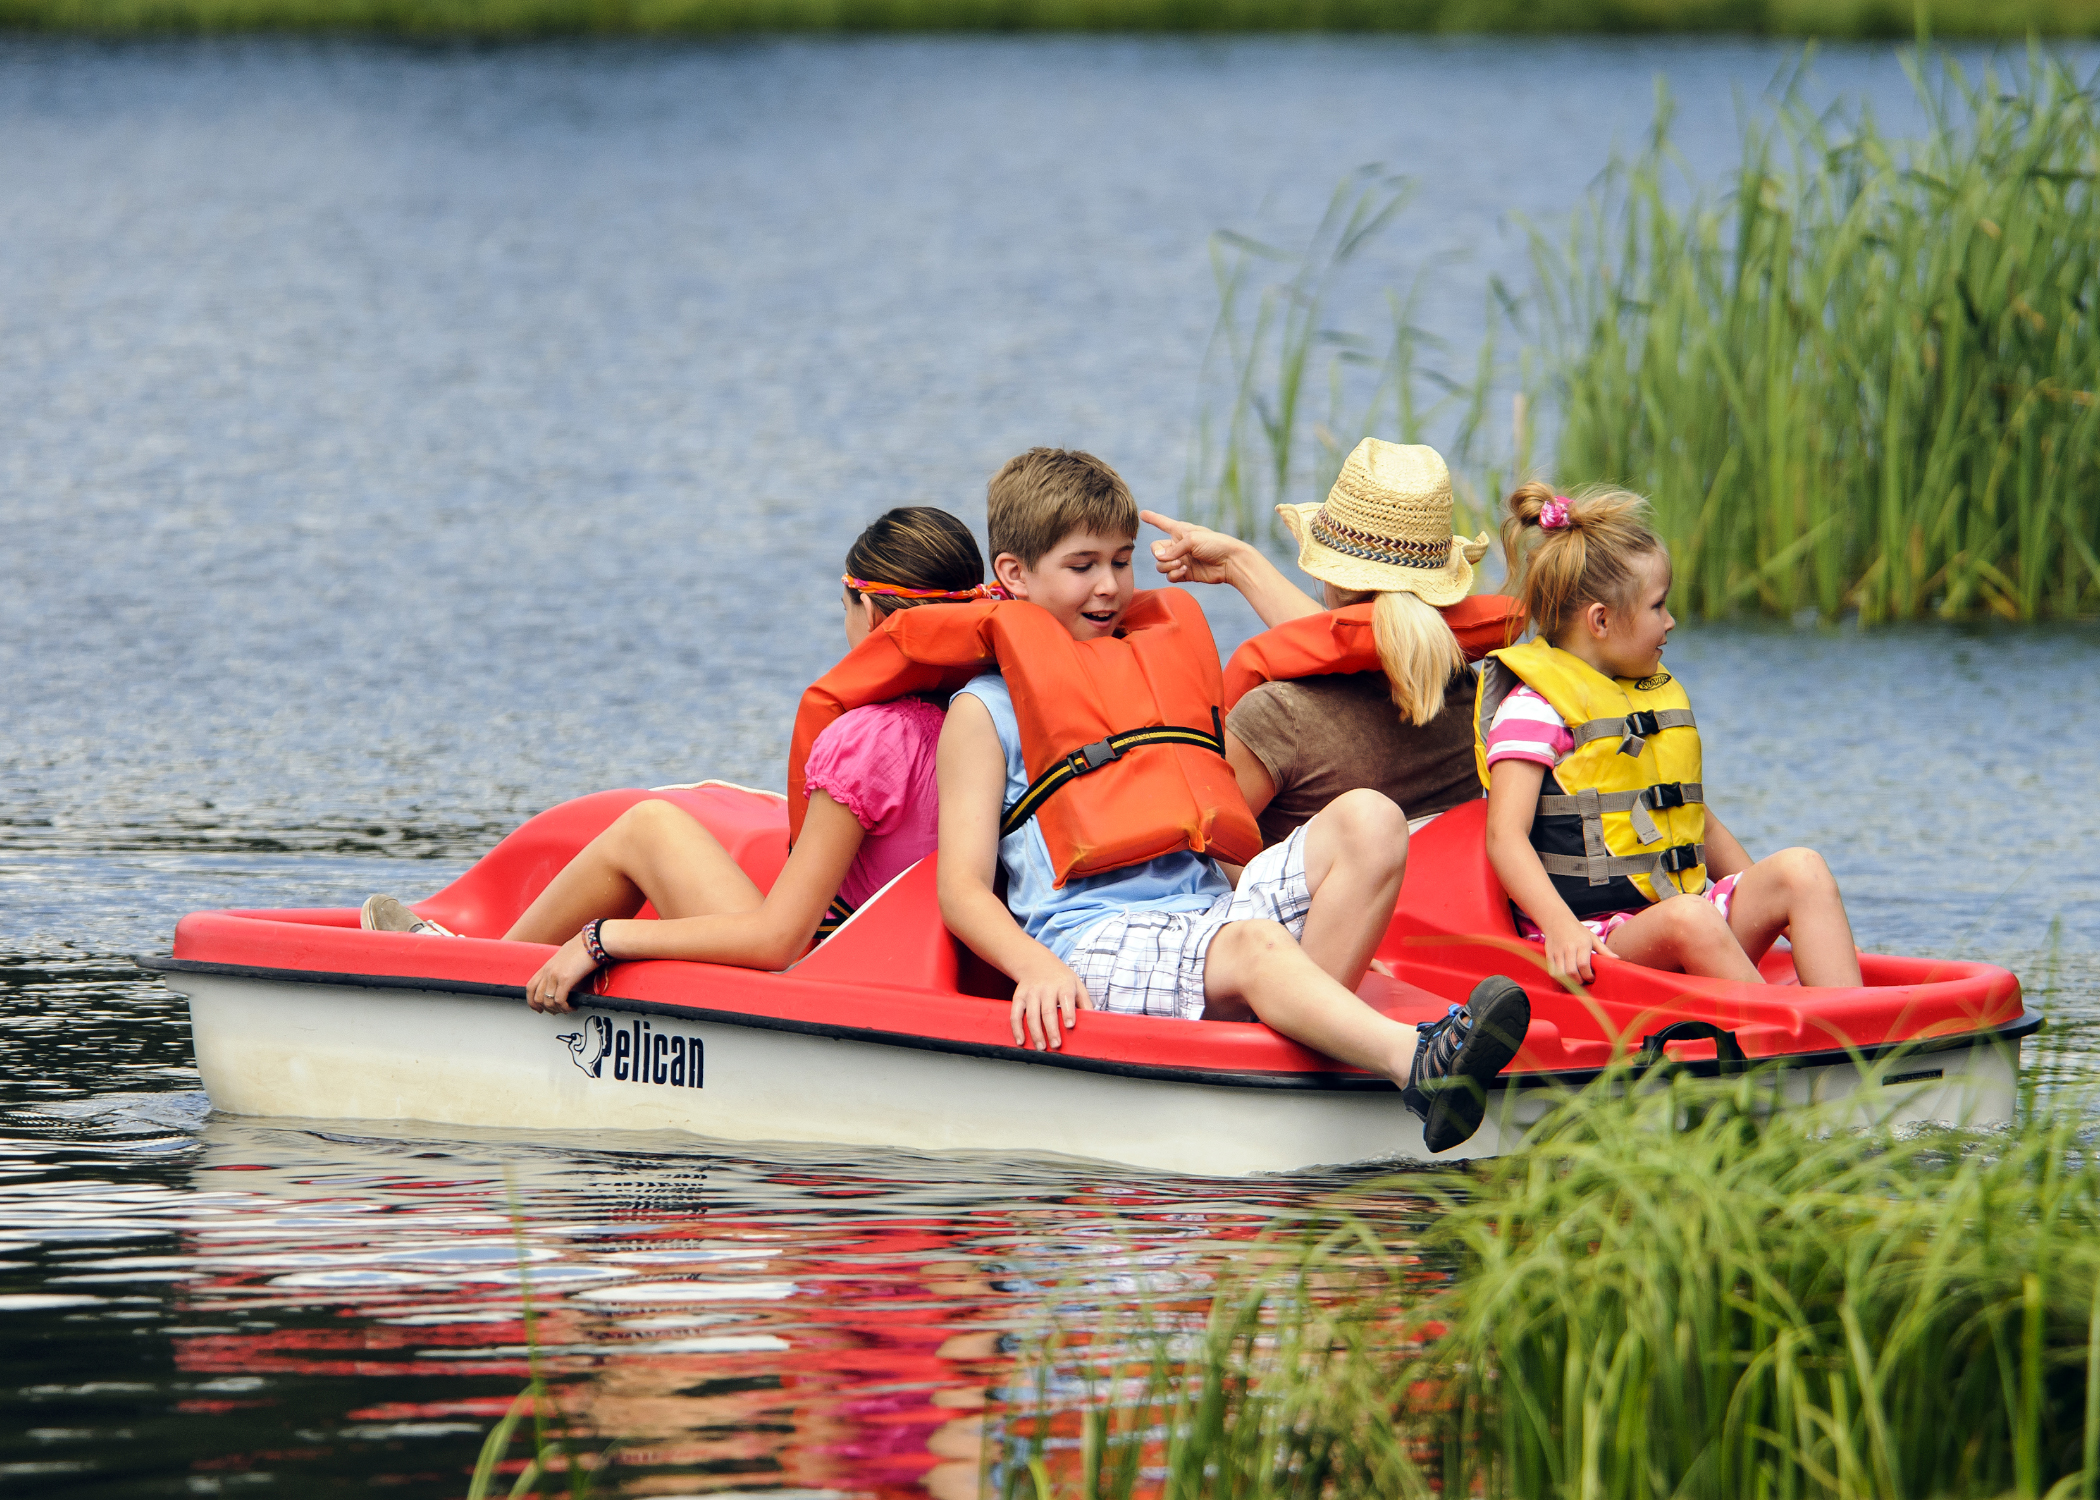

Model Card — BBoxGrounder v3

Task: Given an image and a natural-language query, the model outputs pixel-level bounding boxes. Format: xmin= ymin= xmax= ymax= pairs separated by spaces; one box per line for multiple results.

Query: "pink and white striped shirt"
xmin=1482 ymin=685 xmax=1575 ymax=770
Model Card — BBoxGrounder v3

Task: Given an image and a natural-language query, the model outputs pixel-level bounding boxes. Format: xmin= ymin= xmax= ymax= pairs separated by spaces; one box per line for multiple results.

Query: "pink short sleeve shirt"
xmin=1482 ymin=684 xmax=1575 ymax=770
xmin=802 ymin=696 xmax=945 ymax=910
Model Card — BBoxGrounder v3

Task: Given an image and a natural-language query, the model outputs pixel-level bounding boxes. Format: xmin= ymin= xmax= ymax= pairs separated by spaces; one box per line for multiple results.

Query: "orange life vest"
xmin=788 ymin=589 xmax=1262 ymax=887
xmin=1221 ymin=595 xmax=1527 ymax=710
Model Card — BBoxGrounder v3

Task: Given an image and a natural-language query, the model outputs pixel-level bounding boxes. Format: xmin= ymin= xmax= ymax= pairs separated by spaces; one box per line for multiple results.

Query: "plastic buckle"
xmin=1068 ymin=738 xmax=1121 ymax=776
xmin=1626 ymin=710 xmax=1660 ymax=738
xmin=1646 ymin=782 xmax=1686 ymax=810
xmin=1659 ymin=844 xmax=1699 ymax=873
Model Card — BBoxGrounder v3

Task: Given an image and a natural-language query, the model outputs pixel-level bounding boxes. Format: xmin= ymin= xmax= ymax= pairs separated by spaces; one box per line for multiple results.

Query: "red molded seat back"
xmin=787 ymin=856 xmax=1015 ymax=1000
xmin=415 ymin=787 xmax=791 ymax=939
xmin=1387 ymin=799 xmax=1514 ymax=945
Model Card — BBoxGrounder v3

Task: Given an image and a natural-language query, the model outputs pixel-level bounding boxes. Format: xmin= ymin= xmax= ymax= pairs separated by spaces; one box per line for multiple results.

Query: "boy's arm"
xmin=1485 ymin=758 xmax=1609 ymax=984
xmin=936 ymin=694 xmax=1093 ymax=1052
xmin=1141 ymin=511 xmax=1322 ymax=628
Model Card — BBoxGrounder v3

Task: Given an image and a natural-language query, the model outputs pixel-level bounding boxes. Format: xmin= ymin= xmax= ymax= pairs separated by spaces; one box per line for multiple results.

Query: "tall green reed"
xmin=1542 ymin=51 xmax=2100 ymax=623
xmin=1187 ymin=48 xmax=2100 ymax=623
xmin=465 ymin=1176 xmax=609 ymax=1500
xmin=1185 ymin=167 xmax=1433 ymax=549
xmin=999 ymin=1068 xmax=2100 ymax=1499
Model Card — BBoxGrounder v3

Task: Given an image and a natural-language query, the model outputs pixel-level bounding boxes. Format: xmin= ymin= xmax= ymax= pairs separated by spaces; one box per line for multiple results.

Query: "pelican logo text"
xmin=557 ymin=1014 xmax=703 ymax=1089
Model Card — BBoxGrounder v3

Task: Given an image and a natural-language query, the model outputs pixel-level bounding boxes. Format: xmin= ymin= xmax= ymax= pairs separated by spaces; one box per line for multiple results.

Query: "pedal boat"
xmin=149 ymin=784 xmax=2037 ymax=1176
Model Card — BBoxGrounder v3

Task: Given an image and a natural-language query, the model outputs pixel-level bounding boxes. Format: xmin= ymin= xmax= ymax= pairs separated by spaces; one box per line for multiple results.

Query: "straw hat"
xmin=1277 ymin=439 xmax=1491 ymax=606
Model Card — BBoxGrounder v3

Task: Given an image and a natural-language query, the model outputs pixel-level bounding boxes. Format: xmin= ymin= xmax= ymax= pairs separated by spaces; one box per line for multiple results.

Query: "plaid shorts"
xmin=1061 ymin=824 xmax=1313 ymax=1023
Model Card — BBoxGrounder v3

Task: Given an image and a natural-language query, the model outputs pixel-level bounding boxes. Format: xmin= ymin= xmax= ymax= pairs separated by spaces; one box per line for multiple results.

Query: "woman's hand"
xmin=1141 ymin=510 xmax=1253 ymax=587
xmin=1141 ymin=511 xmax=1322 ymax=626
xmin=1009 ymin=954 xmax=1093 ymax=1051
xmin=1539 ymin=913 xmax=1609 ymax=985
xmin=526 ymin=933 xmax=601 ymax=1014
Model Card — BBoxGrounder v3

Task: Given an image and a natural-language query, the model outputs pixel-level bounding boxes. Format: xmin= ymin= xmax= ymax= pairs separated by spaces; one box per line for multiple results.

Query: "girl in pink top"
xmin=366 ymin=508 xmax=985 ymax=1010
xmin=803 ymin=694 xmax=946 ymax=911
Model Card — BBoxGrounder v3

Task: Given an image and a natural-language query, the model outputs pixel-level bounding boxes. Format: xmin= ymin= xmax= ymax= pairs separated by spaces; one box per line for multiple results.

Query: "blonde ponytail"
xmin=1501 ymin=479 xmax=1664 ymax=643
xmin=1330 ymin=588 xmax=1466 ymax=727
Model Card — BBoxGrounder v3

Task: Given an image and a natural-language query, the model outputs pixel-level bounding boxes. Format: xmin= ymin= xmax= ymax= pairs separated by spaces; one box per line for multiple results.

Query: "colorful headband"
xmin=1539 ymin=497 xmax=1573 ymax=531
xmin=843 ymin=574 xmax=1010 ymax=602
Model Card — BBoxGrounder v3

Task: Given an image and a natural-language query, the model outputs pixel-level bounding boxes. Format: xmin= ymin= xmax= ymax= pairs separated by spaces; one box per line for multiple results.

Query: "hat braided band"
xmin=1308 ymin=510 xmax=1452 ymax=570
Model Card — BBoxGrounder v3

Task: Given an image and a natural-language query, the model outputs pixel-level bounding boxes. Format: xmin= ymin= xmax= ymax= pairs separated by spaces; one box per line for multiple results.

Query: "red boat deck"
xmin=167 ymin=786 xmax=2031 ymax=1087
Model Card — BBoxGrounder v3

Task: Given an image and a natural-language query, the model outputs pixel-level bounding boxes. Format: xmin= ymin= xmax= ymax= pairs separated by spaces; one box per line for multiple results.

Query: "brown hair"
xmin=1501 ymin=480 xmax=1666 ymax=643
xmin=1329 ymin=587 xmax=1465 ymax=726
xmin=986 ymin=448 xmax=1139 ymax=568
xmin=843 ymin=507 xmax=985 ymax=617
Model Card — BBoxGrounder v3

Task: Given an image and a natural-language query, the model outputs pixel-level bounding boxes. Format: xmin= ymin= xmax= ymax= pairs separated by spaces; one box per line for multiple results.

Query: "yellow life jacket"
xmin=1473 ymin=639 xmax=1706 ymax=917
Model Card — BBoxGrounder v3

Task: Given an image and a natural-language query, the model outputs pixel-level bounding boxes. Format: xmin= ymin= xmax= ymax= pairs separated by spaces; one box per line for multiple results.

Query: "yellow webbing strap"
xmin=999 ymin=722 xmax=1225 ymax=841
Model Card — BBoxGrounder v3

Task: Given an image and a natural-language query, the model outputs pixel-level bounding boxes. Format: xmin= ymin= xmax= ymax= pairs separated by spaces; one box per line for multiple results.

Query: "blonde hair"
xmin=1500 ymin=480 xmax=1666 ymax=643
xmin=987 ymin=448 xmax=1139 ymax=568
xmin=1331 ymin=587 xmax=1466 ymax=726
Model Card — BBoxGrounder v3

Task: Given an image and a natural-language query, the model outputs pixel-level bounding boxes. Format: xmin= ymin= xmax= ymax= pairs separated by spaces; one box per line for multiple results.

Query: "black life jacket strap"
xmin=999 ymin=710 xmax=1226 ymax=841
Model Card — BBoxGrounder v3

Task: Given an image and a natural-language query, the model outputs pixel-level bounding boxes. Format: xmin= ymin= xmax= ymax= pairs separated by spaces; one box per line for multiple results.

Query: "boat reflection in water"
xmin=145 ymin=1119 xmax=1399 ymax=1496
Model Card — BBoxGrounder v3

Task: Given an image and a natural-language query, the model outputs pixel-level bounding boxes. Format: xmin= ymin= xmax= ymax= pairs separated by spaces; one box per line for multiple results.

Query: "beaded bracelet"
xmin=581 ymin=918 xmax=612 ymax=970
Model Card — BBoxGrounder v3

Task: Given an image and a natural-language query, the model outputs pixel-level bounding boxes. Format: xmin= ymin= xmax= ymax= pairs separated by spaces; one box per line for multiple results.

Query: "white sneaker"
xmin=360 ymin=894 xmax=458 ymax=938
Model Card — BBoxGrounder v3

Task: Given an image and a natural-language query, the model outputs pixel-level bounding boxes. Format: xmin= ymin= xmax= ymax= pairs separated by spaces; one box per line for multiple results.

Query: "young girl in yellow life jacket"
xmin=1480 ymin=482 xmax=1863 ymax=988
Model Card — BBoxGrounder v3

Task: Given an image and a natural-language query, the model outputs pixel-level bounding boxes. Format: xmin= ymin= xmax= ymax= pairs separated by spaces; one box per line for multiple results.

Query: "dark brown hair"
xmin=986 ymin=448 xmax=1139 ymax=568
xmin=1501 ymin=480 xmax=1666 ymax=642
xmin=843 ymin=507 xmax=984 ymax=617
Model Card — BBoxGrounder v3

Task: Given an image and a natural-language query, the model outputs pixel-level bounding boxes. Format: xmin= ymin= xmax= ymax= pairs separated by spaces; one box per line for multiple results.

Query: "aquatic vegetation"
xmin=997 ymin=1063 xmax=2100 ymax=1498
xmin=465 ymin=1185 xmax=610 ymax=1500
xmin=1189 ymin=48 xmax=2100 ymax=622
xmin=1544 ymin=51 xmax=2100 ymax=623
xmin=5 ymin=0 xmax=2098 ymax=36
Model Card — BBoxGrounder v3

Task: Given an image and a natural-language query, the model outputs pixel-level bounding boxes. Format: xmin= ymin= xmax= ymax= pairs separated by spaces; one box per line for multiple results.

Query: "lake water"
xmin=3 ymin=33 xmax=2097 ymax=1498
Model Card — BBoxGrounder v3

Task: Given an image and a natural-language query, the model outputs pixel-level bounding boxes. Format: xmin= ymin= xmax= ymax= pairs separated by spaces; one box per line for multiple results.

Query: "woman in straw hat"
xmin=1145 ymin=438 xmax=1494 ymax=847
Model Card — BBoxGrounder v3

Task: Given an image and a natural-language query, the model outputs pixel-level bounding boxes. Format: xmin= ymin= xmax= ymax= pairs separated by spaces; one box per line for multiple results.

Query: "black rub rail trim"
xmin=140 ymin=957 xmax=2043 ymax=1093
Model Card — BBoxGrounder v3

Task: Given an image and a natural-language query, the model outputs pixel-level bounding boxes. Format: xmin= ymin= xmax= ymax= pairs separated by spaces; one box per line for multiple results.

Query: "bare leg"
xmin=1724 ymin=847 xmax=1861 ymax=987
xmin=1604 ymin=894 xmax=1763 ymax=982
xmin=1201 ymin=919 xmax=1419 ymax=1085
xmin=1294 ymin=789 xmax=1408 ymax=990
xmin=504 ymin=799 xmax=764 ymax=944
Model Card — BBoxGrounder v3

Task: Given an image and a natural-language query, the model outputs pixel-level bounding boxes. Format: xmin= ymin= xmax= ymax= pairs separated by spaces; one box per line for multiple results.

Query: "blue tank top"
xmin=956 ymin=672 xmax=1230 ymax=962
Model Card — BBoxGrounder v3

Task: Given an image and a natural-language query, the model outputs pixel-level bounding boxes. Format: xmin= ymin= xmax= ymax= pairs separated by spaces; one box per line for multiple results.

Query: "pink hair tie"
xmin=1539 ymin=497 xmax=1573 ymax=531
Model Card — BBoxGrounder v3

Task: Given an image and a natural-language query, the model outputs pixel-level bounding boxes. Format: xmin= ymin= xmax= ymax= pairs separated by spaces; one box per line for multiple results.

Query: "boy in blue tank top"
xmin=936 ymin=447 xmax=1530 ymax=1155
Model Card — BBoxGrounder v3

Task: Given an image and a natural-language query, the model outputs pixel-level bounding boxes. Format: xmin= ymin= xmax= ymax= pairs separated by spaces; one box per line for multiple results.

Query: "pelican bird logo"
xmin=556 ymin=1015 xmax=613 ymax=1078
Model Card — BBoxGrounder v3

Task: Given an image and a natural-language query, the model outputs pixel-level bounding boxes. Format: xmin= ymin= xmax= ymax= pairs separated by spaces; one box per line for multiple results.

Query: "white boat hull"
xmin=165 ymin=970 xmax=2024 ymax=1177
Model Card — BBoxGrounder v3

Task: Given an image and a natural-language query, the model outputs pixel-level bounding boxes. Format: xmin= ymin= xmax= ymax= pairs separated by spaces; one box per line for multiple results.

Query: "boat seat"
xmin=788 ymin=857 xmax=1014 ymax=1001
xmin=417 ymin=786 xmax=790 ymax=939
xmin=1384 ymin=799 xmax=1517 ymax=949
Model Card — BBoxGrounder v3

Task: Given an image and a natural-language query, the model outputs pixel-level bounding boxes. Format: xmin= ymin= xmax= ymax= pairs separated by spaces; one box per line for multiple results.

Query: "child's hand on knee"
xmin=1540 ymin=914 xmax=1608 ymax=985
xmin=1010 ymin=956 xmax=1092 ymax=1052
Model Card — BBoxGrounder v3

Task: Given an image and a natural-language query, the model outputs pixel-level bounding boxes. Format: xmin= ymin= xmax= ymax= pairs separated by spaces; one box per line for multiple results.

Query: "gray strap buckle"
xmin=1068 ymin=738 xmax=1121 ymax=776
